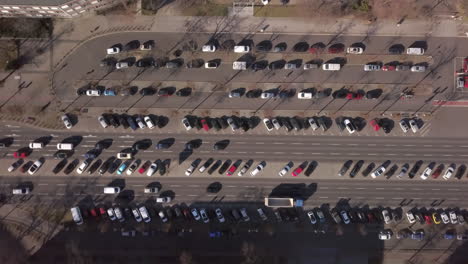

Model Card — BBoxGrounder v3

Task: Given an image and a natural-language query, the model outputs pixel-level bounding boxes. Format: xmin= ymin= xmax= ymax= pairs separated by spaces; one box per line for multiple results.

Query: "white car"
xmin=98 ymin=115 xmax=109 ymax=128
xmin=411 ymin=65 xmax=426 ymax=72
xmin=263 ymin=118 xmax=274 ymax=132
xmin=382 ymin=210 xmax=391 ymax=224
xmin=347 ymin=47 xmax=363 ymax=54
xmin=181 ymin=118 xmax=193 ymax=130
xmin=135 ymin=116 xmax=146 ymax=129
xmin=298 ymin=92 xmax=313 ymax=99
xmin=308 ymin=118 xmax=319 ymax=131
xmin=399 ymin=120 xmax=410 ymax=133
xmin=378 ymin=230 xmax=392 ymax=240
xmin=237 ymin=162 xmax=251 ymax=177
xmin=76 ymin=160 xmax=90 ymax=174
xmin=204 ymin=61 xmax=219 ymax=69
xmin=440 ymin=212 xmax=450 ymax=224
xmin=278 ymin=163 xmax=292 ymax=177
xmin=261 ymin=92 xmax=275 ymax=99
xmin=234 ymin=45 xmax=250 ymax=53
xmin=420 ymin=166 xmax=433 ymax=180
xmin=28 ymin=159 xmax=43 ymax=175
xmin=200 ymin=208 xmax=210 ymax=223
xmin=261 ymin=0 xmax=270 ymax=5
xmin=126 ymin=160 xmax=140 ymax=175
xmin=61 ymin=115 xmax=73 ymax=129
xmin=106 ymin=47 xmax=120 ymax=54
xmin=146 ymin=162 xmax=158 ymax=176
xmin=250 ymin=162 xmax=265 ymax=176
xmin=185 ymin=164 xmax=195 ymax=176
xmin=191 ymin=208 xmax=201 ymax=221
xmin=107 ymin=208 xmax=117 ymax=221
xmin=158 ymin=210 xmax=168 ymax=223
xmin=114 ymin=207 xmax=125 ymax=222
xmin=86 ymin=89 xmax=101 ymax=96
xmin=364 ymin=64 xmax=381 ymax=71
xmin=449 ymin=211 xmax=458 ymax=224
xmin=371 ymin=166 xmax=385 ymax=178
xmin=139 ymin=206 xmax=152 ymax=223
xmin=409 ymin=119 xmax=419 ymax=133
xmin=115 ymin=62 xmax=129 ymax=69
xmin=132 ymin=208 xmax=142 ymax=222
xmin=307 ymin=211 xmax=317 ymax=224
xmin=144 ymin=116 xmax=155 ymax=129
xmin=12 ymin=188 xmax=30 ymax=195
xmin=215 ymin=208 xmax=225 ymax=223
xmin=443 ymin=164 xmax=456 ymax=180
xmin=406 ymin=211 xmax=416 ymax=224
xmin=340 ymin=211 xmax=351 ymax=224
xmin=202 ymin=44 xmax=216 ymax=52
xmin=343 ymin=119 xmax=356 ymax=134
xmin=271 ymin=118 xmax=281 ymax=130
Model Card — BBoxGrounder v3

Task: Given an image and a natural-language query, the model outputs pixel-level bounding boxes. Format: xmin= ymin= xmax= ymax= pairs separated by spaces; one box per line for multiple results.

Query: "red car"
xmin=328 ymin=46 xmax=344 ymax=54
xmin=98 ymin=207 xmax=106 ymax=217
xmin=291 ymin=167 xmax=303 ymax=177
xmin=201 ymin=119 xmax=209 ymax=131
xmin=226 ymin=164 xmax=238 ymax=176
xmin=382 ymin=65 xmax=396 ymax=71
xmin=13 ymin=151 xmax=28 ymax=158
xmin=346 ymin=93 xmax=363 ymax=100
xmin=370 ymin=119 xmax=380 ymax=131
xmin=464 ymin=58 xmax=468 ymax=73
xmin=138 ymin=161 xmax=151 ymax=174
xmin=90 ymin=208 xmax=98 ymax=217
xmin=424 ymin=215 xmax=432 ymax=225
xmin=431 ymin=166 xmax=443 ymax=179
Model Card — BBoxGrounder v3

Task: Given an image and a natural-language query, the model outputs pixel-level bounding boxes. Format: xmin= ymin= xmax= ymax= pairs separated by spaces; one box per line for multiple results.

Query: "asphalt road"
xmin=54 ymin=32 xmax=461 ymax=113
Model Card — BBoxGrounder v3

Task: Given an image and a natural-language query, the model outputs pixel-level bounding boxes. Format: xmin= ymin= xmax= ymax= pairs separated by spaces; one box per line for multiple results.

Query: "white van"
xmin=70 ymin=207 xmax=84 ymax=225
xmin=233 ymin=61 xmax=247 ymax=70
xmin=57 ymin=143 xmax=74 ymax=150
xmin=29 ymin=142 xmax=44 ymax=149
xmin=322 ymin=63 xmax=341 ymax=71
xmin=12 ymin=187 xmax=30 ymax=195
xmin=103 ymin=186 xmax=121 ymax=194
xmin=406 ymin=47 xmax=424 ymax=55
xmin=234 ymin=45 xmax=250 ymax=53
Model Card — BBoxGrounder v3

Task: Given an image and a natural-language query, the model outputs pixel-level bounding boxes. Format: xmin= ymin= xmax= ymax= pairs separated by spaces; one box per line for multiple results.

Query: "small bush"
xmin=352 ymin=0 xmax=371 ymax=13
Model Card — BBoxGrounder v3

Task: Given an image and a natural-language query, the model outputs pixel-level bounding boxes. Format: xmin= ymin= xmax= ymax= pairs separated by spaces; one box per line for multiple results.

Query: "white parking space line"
xmin=170 ymin=185 xmax=181 ymax=187
xmin=188 ymin=185 xmax=200 ymax=187
xmin=226 ymin=185 xmax=237 ymax=188
xmin=319 ymin=197 xmax=329 ymax=199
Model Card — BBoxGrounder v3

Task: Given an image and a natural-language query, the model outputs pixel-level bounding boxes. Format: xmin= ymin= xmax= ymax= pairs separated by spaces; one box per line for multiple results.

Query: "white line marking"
xmin=319 ymin=197 xmax=328 ymax=199
xmin=170 ymin=185 xmax=181 ymax=187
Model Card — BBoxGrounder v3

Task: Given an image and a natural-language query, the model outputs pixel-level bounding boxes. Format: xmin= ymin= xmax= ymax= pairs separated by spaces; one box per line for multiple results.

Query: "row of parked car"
xmin=380 ymin=228 xmax=468 ymax=241
xmin=338 ymin=159 xmax=461 ymax=180
xmin=227 ymin=87 xmax=381 ymax=100
xmin=98 ymin=114 xmax=166 ymax=130
xmin=79 ymin=86 xmax=192 ymax=97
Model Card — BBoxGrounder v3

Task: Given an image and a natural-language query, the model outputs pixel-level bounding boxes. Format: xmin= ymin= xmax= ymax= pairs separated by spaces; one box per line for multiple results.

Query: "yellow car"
xmin=432 ymin=213 xmax=441 ymax=224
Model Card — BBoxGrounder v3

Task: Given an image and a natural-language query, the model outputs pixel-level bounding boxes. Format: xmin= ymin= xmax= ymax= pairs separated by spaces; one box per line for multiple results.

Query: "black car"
xmin=273 ymin=42 xmax=287 ymax=52
xmin=455 ymin=165 xmax=466 ymax=179
xmin=251 ymin=61 xmax=268 ymax=71
xmin=349 ymin=160 xmax=364 ymax=178
xmin=256 ymin=41 xmax=272 ymax=52
xmin=136 ymin=58 xmax=154 ymax=68
xmin=118 ymin=115 xmax=129 ymax=129
xmin=317 ymin=117 xmax=327 ymax=132
xmin=408 ymin=160 xmax=424 ymax=178
xmin=218 ymin=160 xmax=231 ymax=174
xmin=338 ymin=160 xmax=353 ymax=176
xmin=362 ymin=163 xmax=375 ymax=177
xmin=281 ymin=118 xmax=293 ymax=132
xmin=158 ymin=88 xmax=174 ymax=96
xmin=279 ymin=89 xmax=293 ymax=98
xmin=99 ymin=158 xmax=114 ymax=175
xmin=52 ymin=159 xmax=68 ymax=174
xmin=106 ymin=114 xmax=119 ymax=128
xmin=126 ymin=116 xmax=138 ymax=131
xmin=100 ymin=57 xmax=117 ymax=67
xmin=269 ymin=60 xmax=285 ymax=70
xmin=165 ymin=60 xmax=182 ymax=69
xmin=389 ymin=44 xmax=404 ymax=54
xmin=290 ymin=117 xmax=302 ymax=130
xmin=186 ymin=59 xmax=203 ymax=68
xmin=176 ymin=88 xmax=192 ymax=97
xmin=63 ymin=161 xmax=77 ymax=175
xmin=217 ymin=118 xmax=228 ymax=129
xmin=293 ymin=42 xmax=309 ymax=52
xmin=208 ymin=160 xmax=222 ymax=175
xmin=140 ymin=87 xmax=156 ymax=96
xmin=156 ymin=142 xmax=170 ymax=149
xmin=87 ymin=159 xmax=102 ymax=174
xmin=108 ymin=159 xmax=121 ymax=174
xmin=385 ymin=164 xmax=398 ymax=178
xmin=210 ymin=118 xmax=221 ymax=131
xmin=366 ymin=89 xmax=382 ymax=99
xmin=333 ymin=89 xmax=348 ymax=99
xmin=246 ymin=89 xmax=262 ymax=98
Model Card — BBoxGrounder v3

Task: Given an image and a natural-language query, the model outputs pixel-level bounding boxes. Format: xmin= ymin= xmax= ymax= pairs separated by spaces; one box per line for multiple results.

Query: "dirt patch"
xmin=372 ymin=0 xmax=458 ymax=19
xmin=0 ymin=18 xmax=53 ymax=38
xmin=96 ymin=0 xmax=138 ymax=15
xmin=0 ymin=40 xmax=18 ymax=71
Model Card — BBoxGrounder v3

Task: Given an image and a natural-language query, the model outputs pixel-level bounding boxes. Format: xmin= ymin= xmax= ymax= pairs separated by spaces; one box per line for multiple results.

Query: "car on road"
xmin=261 ymin=91 xmax=275 ymax=99
xmin=330 ymin=209 xmax=341 ymax=224
xmin=371 ymin=165 xmax=386 ymax=178
xmin=62 ymin=115 xmax=73 ymax=129
xmin=117 ymin=152 xmax=133 ymax=160
xmin=349 ymin=160 xmax=364 ymax=178
xmin=117 ymin=163 xmax=128 ymax=175
xmin=432 ymin=212 xmax=441 ymax=224
xmin=420 ymin=163 xmax=435 ymax=180
xmin=12 ymin=187 xmax=30 ymax=195
xmin=399 ymin=119 xmax=410 ymax=133
xmin=406 ymin=210 xmax=416 ymax=224
xmin=443 ymin=164 xmax=456 ymax=180
xmin=397 ymin=164 xmax=409 ymax=178
xmin=215 ymin=208 xmax=225 ymax=223
xmin=347 ymin=47 xmax=363 ymax=54
xmin=107 ymin=46 xmax=120 ymax=54
xmin=226 ymin=163 xmax=238 ymax=176
xmin=449 ymin=211 xmax=458 ymax=224
xmin=28 ymin=159 xmax=43 ymax=175
xmin=138 ymin=161 xmax=151 ymax=174
xmin=338 ymin=160 xmax=353 ymax=177
xmin=115 ymin=61 xmax=129 ymax=69
xmin=199 ymin=208 xmax=210 ymax=223
xmin=291 ymin=166 xmax=303 ymax=177
xmin=202 ymin=44 xmax=216 ymax=52
xmin=379 ymin=230 xmax=393 ymax=240
xmin=411 ymin=230 xmax=425 ymax=241
xmin=227 ymin=117 xmax=239 ymax=131
xmin=199 ymin=158 xmax=214 ymax=173
xmin=364 ymin=64 xmax=381 ymax=71
xmin=278 ymin=162 xmax=292 ymax=177
xmin=250 ymin=161 xmax=265 ymax=176
xmin=411 ymin=65 xmax=426 ymax=72
xmin=234 ymin=45 xmax=250 ymax=53
xmin=205 ymin=61 xmax=219 ymax=69
xmin=340 ymin=211 xmax=351 ymax=224
xmin=263 ymin=118 xmax=274 ymax=132
xmin=240 ymin=208 xmax=250 ymax=222
xmin=237 ymin=161 xmax=252 ymax=177
xmin=181 ymin=117 xmax=193 ymax=131
xmin=369 ymin=119 xmax=380 ymax=131
xmin=156 ymin=197 xmax=171 ymax=203
xmin=185 ymin=163 xmax=196 ymax=176
xmin=343 ymin=119 xmax=356 ymax=134
xmin=144 ymin=116 xmax=155 ymax=129
xmin=132 ymin=208 xmax=142 ymax=222
xmin=86 ymin=89 xmax=101 ymax=96
xmin=440 ymin=212 xmax=450 ymax=224
xmin=158 ymin=211 xmax=168 ymax=223
xmin=191 ymin=208 xmax=201 ymax=221
xmin=126 ymin=160 xmax=140 ymax=175
xmin=8 ymin=160 xmax=23 ymax=172
xmin=257 ymin=208 xmax=268 ymax=221
xmin=431 ymin=165 xmax=443 ymax=179
xmin=107 ymin=208 xmax=117 ymax=221
xmin=382 ymin=210 xmax=392 ymax=224
xmin=143 ymin=186 xmax=159 ymax=194
xmin=76 ymin=160 xmax=90 ymax=174
xmin=307 ymin=211 xmax=317 ymax=224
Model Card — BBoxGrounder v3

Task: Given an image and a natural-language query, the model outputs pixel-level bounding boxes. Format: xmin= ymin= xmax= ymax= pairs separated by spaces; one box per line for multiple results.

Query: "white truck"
xmin=233 ymin=61 xmax=247 ymax=70
xmin=264 ymin=197 xmax=304 ymax=208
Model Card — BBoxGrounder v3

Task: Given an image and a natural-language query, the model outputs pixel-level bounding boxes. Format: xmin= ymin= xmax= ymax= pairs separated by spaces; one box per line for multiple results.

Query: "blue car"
xmin=104 ymin=89 xmax=116 ymax=96
xmin=117 ymin=163 xmax=128 ymax=175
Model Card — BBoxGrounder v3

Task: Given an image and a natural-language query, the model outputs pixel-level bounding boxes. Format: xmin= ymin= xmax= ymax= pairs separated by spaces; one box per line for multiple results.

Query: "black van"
xmin=127 ymin=116 xmax=138 ymax=131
